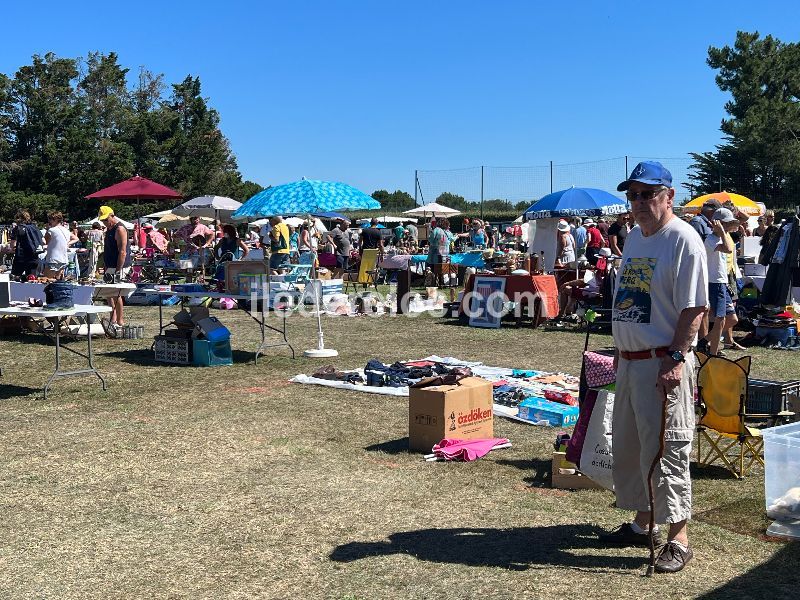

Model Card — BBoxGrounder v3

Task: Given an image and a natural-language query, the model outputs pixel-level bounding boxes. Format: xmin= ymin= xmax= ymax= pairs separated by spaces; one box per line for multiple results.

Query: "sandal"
xmin=724 ymin=342 xmax=746 ymax=351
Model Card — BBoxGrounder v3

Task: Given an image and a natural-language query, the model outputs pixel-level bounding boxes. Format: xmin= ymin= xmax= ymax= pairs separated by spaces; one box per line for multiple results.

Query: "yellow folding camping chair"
xmin=343 ymin=248 xmax=379 ymax=293
xmin=696 ymin=352 xmax=764 ymax=479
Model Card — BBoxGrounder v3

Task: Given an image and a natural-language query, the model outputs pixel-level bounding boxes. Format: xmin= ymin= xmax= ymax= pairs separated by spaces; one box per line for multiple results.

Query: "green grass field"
xmin=0 ymin=306 xmax=798 ymax=599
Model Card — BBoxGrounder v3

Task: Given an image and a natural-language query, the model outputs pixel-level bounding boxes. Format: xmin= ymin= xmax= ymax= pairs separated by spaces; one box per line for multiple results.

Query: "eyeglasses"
xmin=626 ymin=187 xmax=666 ymax=202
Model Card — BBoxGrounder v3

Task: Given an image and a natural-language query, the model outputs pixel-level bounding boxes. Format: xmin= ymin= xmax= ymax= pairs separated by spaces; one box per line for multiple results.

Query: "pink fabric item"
xmin=432 ymin=438 xmax=510 ymax=462
xmin=583 ymin=351 xmax=616 ymax=388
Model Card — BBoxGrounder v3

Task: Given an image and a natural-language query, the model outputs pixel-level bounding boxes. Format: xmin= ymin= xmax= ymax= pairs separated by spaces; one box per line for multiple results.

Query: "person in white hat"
xmin=555 ymin=220 xmax=576 ymax=267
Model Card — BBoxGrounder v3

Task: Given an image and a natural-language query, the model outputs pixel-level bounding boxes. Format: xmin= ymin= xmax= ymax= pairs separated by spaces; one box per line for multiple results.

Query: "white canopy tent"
xmin=355 ymin=215 xmax=418 ymax=225
xmin=403 ymin=203 xmax=461 ymax=218
xmin=81 ymin=216 xmax=135 ymax=230
xmin=173 ymin=195 xmax=242 ymax=220
xmin=143 ymin=209 xmax=174 ymax=219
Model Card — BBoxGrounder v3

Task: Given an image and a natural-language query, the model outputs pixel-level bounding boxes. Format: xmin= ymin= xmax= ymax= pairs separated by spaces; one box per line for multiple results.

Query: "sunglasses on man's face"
xmin=626 ymin=188 xmax=665 ymax=202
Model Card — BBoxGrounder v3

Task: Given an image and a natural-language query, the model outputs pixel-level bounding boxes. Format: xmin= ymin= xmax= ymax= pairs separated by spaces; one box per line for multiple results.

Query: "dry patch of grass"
xmin=0 ymin=307 xmax=798 ymax=598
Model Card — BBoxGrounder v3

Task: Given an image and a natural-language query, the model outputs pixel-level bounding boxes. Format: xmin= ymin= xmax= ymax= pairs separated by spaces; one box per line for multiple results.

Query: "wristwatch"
xmin=669 ymin=350 xmax=686 ymax=363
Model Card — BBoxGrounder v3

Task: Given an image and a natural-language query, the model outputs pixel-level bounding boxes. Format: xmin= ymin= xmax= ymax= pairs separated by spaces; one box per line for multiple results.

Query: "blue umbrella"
xmin=233 ymin=178 xmax=380 ymax=220
xmin=523 ymin=187 xmax=628 ymax=220
xmin=232 ymin=178 xmax=380 ymax=360
xmin=311 ymin=211 xmax=349 ymax=221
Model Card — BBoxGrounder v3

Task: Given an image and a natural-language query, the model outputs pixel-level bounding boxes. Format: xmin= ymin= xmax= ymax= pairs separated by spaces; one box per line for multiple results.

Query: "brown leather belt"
xmin=619 ymin=347 xmax=670 ymax=360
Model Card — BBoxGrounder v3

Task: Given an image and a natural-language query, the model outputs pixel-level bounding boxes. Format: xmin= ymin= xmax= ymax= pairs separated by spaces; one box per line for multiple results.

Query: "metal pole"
xmin=625 ymin=155 xmax=628 ymax=177
xmin=480 ymin=166 xmax=484 ymax=220
xmin=550 ymin=161 xmax=553 ymax=193
xmin=414 ymin=170 xmax=418 ymax=206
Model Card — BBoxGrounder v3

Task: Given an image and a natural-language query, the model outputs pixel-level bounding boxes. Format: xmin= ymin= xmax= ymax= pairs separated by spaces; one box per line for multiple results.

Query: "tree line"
xmin=687 ymin=31 xmax=800 ymax=208
xmin=0 ymin=52 xmax=262 ymax=222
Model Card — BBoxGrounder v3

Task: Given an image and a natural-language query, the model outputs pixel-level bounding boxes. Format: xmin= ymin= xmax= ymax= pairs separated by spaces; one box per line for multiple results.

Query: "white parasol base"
xmin=304 ymin=347 xmax=339 ymax=358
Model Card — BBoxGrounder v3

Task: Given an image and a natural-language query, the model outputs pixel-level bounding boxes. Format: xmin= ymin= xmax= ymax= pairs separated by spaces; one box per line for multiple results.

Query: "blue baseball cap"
xmin=617 ymin=161 xmax=673 ymax=191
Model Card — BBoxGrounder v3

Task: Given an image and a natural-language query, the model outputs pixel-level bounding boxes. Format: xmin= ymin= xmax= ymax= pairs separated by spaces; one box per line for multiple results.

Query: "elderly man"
xmin=599 ymin=161 xmax=708 ymax=574
xmin=98 ymin=205 xmax=133 ymax=336
xmin=688 ymin=199 xmax=722 ymax=241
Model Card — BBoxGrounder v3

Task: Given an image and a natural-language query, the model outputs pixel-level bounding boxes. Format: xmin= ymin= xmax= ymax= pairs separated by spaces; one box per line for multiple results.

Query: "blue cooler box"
xmin=518 ymin=397 xmax=580 ymax=427
xmin=194 ymin=316 xmax=231 ymax=342
xmin=192 ymin=339 xmax=233 ymax=366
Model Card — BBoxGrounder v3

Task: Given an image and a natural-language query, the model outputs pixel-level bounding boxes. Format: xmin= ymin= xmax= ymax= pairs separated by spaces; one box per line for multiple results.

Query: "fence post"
xmin=625 ymin=155 xmax=628 ymax=178
xmin=414 ymin=170 xmax=418 ymax=206
xmin=550 ymin=161 xmax=553 ymax=193
xmin=480 ymin=166 xmax=484 ymax=220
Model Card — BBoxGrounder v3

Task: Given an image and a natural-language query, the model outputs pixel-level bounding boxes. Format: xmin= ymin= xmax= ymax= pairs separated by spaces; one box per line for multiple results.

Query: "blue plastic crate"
xmin=192 ymin=339 xmax=233 ymax=367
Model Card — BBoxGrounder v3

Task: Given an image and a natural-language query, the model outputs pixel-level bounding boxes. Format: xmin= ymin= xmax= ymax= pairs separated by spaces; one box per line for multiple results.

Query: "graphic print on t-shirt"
xmin=613 ymin=257 xmax=657 ymax=323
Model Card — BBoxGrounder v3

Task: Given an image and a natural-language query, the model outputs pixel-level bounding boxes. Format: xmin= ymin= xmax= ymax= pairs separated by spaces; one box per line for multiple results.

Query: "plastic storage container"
xmin=154 ymin=336 xmax=191 ymax=365
xmin=746 ymin=379 xmax=800 ymax=414
xmin=192 ymin=339 xmax=233 ymax=366
xmin=763 ymin=421 xmax=800 ymax=539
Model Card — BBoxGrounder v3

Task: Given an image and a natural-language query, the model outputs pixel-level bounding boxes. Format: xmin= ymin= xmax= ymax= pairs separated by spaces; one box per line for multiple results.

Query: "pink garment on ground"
xmin=432 ymin=437 xmax=510 ymax=462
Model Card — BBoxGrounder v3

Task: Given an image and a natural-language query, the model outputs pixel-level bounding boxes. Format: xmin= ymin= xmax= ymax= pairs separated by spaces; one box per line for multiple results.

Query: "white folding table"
xmin=0 ymin=304 xmax=111 ymax=399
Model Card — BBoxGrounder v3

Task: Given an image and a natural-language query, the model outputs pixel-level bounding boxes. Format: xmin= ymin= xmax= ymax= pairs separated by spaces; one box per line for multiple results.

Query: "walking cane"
xmin=645 ymin=385 xmax=669 ymax=577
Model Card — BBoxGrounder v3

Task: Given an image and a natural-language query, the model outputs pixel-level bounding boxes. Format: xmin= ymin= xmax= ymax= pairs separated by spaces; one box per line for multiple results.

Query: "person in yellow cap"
xmin=98 ymin=206 xmax=132 ymax=337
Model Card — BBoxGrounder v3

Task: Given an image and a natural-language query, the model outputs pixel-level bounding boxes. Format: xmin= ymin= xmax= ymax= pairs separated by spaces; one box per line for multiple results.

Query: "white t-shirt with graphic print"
xmin=612 ymin=217 xmax=708 ymax=352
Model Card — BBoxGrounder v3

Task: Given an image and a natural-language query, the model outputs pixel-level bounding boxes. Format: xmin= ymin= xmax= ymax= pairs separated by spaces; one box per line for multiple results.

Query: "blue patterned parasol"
xmin=232 ymin=178 xmax=380 ymax=220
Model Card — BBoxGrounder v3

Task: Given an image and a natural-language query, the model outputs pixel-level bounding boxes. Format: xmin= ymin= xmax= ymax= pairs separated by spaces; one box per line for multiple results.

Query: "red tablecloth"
xmin=459 ymin=274 xmax=559 ymax=321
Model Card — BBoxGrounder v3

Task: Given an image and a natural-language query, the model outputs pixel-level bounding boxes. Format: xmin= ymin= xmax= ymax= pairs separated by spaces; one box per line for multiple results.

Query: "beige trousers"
xmin=612 ymin=353 xmax=695 ymax=524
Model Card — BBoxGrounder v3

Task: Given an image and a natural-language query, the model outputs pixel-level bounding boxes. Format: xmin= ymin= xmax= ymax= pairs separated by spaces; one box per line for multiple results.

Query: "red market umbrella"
xmin=86 ymin=175 xmax=182 ymax=215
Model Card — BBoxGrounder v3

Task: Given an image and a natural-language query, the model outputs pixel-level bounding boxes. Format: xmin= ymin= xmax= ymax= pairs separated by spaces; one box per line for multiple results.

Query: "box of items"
xmin=408 ymin=376 xmax=493 ymax=452
xmin=551 ymin=451 xmax=602 ymax=490
xmin=225 ymin=261 xmax=268 ymax=294
xmin=518 ymin=397 xmax=580 ymax=427
xmin=238 ymin=273 xmax=269 ymax=295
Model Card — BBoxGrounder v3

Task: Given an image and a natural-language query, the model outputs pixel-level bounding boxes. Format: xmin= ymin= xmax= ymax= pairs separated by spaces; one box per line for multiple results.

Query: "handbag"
xmin=43 ymin=281 xmax=74 ymax=309
xmin=583 ymin=351 xmax=616 ymax=388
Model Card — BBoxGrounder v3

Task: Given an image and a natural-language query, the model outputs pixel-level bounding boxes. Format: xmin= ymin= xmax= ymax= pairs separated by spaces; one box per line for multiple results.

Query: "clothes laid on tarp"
xmin=760 ymin=216 xmax=800 ymax=306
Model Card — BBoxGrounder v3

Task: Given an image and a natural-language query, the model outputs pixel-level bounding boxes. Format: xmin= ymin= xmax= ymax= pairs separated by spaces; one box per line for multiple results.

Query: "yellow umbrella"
xmin=682 ymin=192 xmax=764 ymax=217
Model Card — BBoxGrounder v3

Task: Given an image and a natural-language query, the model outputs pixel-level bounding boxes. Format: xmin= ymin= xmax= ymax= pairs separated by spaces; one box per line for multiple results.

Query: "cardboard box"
xmin=408 ymin=376 xmax=493 ymax=452
xmin=225 ymin=261 xmax=267 ymax=294
xmin=238 ymin=273 xmax=268 ymax=295
xmin=551 ymin=451 xmax=601 ymax=490
xmin=518 ymin=397 xmax=580 ymax=427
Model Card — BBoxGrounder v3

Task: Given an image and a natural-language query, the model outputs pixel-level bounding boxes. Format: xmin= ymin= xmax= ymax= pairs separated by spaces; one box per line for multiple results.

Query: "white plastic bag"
xmin=579 ymin=390 xmax=615 ymax=491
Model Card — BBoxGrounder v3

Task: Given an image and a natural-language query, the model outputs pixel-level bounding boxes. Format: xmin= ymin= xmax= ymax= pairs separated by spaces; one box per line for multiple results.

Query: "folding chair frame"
xmin=696 ymin=427 xmax=764 ymax=479
xmin=695 ymin=353 xmax=764 ymax=479
xmin=343 ymin=250 xmax=379 ymax=293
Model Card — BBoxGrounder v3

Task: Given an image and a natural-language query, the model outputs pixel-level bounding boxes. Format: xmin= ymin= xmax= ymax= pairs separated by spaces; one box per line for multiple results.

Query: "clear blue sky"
xmin=2 ymin=0 xmax=798 ymax=202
